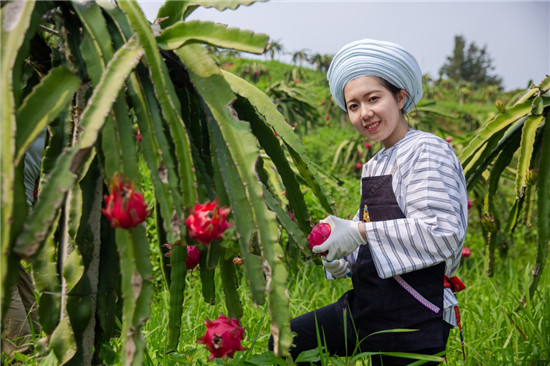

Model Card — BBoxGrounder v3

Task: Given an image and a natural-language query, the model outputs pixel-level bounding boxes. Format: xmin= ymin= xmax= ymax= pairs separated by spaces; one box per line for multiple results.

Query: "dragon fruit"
xmin=197 ymin=313 xmax=246 ymax=360
xmin=186 ymin=245 xmax=201 ymax=270
xmin=185 ymin=200 xmax=231 ymax=244
xmin=161 ymin=244 xmax=201 ymax=271
xmin=308 ymin=222 xmax=331 ymax=256
xmin=102 ymin=173 xmax=148 ymax=229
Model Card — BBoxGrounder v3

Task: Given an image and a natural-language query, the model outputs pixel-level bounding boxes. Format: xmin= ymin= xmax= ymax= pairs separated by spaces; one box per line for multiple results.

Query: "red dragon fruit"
xmin=162 ymin=244 xmax=201 ymax=271
xmin=186 ymin=245 xmax=201 ymax=270
xmin=197 ymin=313 xmax=246 ymax=360
xmin=102 ymin=173 xmax=148 ymax=229
xmin=185 ymin=200 xmax=231 ymax=244
xmin=308 ymin=223 xmax=332 ymax=256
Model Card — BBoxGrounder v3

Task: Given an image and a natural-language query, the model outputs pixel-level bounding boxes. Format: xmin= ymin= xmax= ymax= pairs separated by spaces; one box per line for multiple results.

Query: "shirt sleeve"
xmin=364 ymin=138 xmax=468 ymax=279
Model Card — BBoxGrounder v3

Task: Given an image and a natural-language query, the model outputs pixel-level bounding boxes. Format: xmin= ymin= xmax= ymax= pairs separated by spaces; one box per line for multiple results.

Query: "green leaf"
xmin=464 ymin=118 xmax=523 ymax=189
xmin=1 ymin=0 xmax=36 ymax=307
xmin=119 ymin=1 xmax=197 ymax=209
xmin=188 ymin=0 xmax=267 ymax=11
xmin=515 ymin=114 xmax=544 ymax=199
xmin=181 ymin=0 xmax=268 ymax=19
xmin=529 ymin=117 xmax=550 ymax=298
xmin=220 ymin=252 xmax=243 ymax=319
xmin=15 ymin=66 xmax=80 ymax=164
xmin=73 ymin=1 xmax=114 ymax=62
xmin=166 ymin=245 xmax=187 ymax=351
xmin=460 ymin=99 xmax=531 ymax=167
xmin=156 ymin=0 xmax=187 ymax=28
xmin=231 ymin=95 xmax=311 ymax=235
xmin=221 ymin=70 xmax=334 ymax=213
xmin=262 ymin=179 xmax=308 ymax=251
xmin=157 ymin=20 xmax=268 ymax=54
xmin=50 ymin=318 xmax=77 ymax=364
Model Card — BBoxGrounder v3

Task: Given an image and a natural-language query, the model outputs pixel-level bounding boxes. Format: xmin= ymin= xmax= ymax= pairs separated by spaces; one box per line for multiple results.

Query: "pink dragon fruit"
xmin=197 ymin=314 xmax=246 ymax=360
xmin=185 ymin=200 xmax=231 ymax=244
xmin=308 ymin=223 xmax=331 ymax=256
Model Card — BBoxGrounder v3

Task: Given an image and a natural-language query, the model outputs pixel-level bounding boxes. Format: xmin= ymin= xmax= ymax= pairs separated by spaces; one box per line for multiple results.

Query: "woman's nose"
xmin=360 ymin=105 xmax=373 ymax=119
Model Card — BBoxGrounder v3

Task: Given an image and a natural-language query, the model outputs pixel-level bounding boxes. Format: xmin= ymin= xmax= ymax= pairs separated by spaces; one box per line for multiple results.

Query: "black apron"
xmin=336 ymin=174 xmax=446 ymax=352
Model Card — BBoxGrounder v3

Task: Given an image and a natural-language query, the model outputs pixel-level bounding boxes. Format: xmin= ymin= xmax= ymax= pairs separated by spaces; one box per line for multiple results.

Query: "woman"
xmin=282 ymin=39 xmax=467 ymax=365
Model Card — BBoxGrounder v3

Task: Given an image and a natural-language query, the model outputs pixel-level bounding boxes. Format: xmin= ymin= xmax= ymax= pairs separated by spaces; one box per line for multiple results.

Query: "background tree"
xmin=439 ymin=35 xmax=503 ymax=88
xmin=291 ymin=48 xmax=310 ymax=67
xmin=309 ymin=53 xmax=332 ymax=73
xmin=265 ymin=39 xmax=284 ymax=60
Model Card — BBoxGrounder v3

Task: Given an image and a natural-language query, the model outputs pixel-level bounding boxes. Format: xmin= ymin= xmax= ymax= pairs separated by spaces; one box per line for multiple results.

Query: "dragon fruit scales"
xmin=308 ymin=222 xmax=331 ymax=256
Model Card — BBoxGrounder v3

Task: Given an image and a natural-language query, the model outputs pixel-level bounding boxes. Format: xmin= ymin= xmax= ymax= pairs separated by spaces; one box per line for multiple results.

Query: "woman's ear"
xmin=397 ymin=90 xmax=407 ymax=110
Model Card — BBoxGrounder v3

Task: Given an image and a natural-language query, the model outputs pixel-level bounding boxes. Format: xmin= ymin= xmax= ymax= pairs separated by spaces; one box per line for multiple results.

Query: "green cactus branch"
xmin=157 ymin=20 xmax=269 ymax=53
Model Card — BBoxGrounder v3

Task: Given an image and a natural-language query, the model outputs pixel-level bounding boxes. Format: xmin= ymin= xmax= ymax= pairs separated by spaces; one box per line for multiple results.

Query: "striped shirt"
xmin=330 ymin=129 xmax=468 ymax=326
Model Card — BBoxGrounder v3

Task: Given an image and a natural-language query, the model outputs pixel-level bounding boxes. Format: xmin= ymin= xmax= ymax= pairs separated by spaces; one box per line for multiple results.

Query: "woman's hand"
xmin=322 ymin=259 xmax=352 ymax=279
xmin=312 ymin=215 xmax=367 ymax=260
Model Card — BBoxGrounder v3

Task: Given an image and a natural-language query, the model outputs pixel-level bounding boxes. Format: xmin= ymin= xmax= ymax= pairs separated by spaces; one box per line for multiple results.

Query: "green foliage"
xmin=439 ymin=35 xmax=503 ymax=87
xmin=460 ymin=76 xmax=550 ymax=297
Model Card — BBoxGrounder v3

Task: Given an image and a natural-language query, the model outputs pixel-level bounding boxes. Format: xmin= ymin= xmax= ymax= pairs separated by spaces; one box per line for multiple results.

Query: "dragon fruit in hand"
xmin=308 ymin=223 xmax=331 ymax=256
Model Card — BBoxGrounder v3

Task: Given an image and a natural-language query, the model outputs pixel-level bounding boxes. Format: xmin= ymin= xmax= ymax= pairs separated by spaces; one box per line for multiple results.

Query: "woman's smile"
xmin=364 ymin=120 xmax=381 ymax=132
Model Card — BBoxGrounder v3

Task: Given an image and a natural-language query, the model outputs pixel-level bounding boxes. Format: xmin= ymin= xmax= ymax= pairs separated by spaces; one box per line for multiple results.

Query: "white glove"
xmin=322 ymin=259 xmax=352 ymax=279
xmin=312 ymin=215 xmax=366 ymax=261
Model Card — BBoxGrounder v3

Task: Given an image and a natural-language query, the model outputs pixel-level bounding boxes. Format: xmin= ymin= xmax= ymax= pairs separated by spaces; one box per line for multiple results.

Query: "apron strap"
xmin=393 ymin=275 xmax=440 ymax=313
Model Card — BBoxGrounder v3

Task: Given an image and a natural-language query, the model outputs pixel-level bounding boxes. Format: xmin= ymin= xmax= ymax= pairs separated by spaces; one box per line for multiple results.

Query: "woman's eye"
xmin=347 ymin=104 xmax=358 ymax=111
xmin=369 ymin=96 xmax=378 ymax=102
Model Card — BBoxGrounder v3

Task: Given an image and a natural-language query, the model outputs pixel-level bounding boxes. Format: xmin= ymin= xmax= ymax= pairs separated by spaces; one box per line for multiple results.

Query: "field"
xmin=3 ymin=47 xmax=548 ymax=365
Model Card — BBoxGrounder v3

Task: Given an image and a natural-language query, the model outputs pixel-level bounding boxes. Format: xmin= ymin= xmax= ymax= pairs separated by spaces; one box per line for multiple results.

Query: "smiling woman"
xmin=282 ymin=38 xmax=469 ymax=366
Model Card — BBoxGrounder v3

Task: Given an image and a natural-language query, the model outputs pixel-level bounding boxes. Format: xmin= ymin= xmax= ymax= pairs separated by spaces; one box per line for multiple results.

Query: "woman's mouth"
xmin=364 ymin=120 xmax=381 ymax=132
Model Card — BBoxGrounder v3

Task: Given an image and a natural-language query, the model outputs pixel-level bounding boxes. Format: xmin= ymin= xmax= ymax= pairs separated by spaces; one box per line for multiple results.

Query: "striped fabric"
xmin=327 ymin=129 xmax=467 ymax=326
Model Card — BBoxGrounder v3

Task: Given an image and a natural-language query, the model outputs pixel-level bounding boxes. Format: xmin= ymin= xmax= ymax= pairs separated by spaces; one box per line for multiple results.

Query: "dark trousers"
xmin=268 ymin=303 xmax=450 ymax=366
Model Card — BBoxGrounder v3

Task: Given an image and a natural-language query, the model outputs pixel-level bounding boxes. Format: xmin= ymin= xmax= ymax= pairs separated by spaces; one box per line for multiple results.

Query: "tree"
xmin=439 ymin=35 xmax=502 ymax=87
xmin=265 ymin=39 xmax=284 ymax=60
xmin=291 ymin=48 xmax=310 ymax=67
xmin=309 ymin=53 xmax=332 ymax=73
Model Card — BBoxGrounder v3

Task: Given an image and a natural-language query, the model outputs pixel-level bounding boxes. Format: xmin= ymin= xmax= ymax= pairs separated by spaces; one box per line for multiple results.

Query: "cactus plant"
xmin=460 ymin=76 xmax=550 ymax=297
xmin=1 ymin=0 xmax=333 ymax=363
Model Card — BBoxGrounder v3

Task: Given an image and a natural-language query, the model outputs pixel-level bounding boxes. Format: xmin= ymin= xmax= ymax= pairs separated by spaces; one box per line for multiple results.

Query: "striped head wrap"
xmin=327 ymin=38 xmax=423 ymax=114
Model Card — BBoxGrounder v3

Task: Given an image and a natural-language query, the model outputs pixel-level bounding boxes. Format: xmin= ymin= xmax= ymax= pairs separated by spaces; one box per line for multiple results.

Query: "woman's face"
xmin=344 ymin=76 xmax=409 ymax=149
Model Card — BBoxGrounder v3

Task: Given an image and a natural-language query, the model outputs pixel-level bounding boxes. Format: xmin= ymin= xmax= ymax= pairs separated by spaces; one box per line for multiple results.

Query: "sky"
xmin=137 ymin=0 xmax=550 ymax=91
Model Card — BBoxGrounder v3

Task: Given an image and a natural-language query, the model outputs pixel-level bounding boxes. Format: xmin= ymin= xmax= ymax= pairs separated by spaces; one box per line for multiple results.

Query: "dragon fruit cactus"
xmin=197 ymin=313 xmax=246 ymax=360
xmin=308 ymin=222 xmax=331 ymax=256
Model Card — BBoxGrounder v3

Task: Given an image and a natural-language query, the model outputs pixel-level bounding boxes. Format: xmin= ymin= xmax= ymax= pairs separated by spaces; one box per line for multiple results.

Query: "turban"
xmin=327 ymin=38 xmax=423 ymax=114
